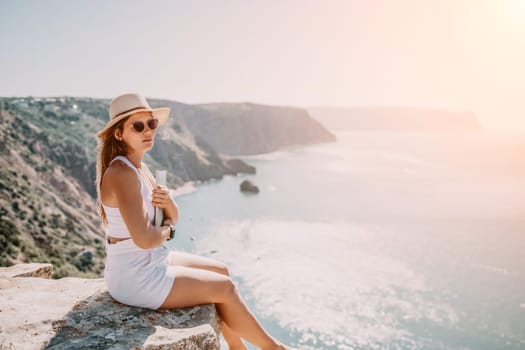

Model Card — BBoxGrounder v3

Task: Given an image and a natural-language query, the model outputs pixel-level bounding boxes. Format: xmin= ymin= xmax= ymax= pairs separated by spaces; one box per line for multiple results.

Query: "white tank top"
xmin=101 ymin=155 xmax=155 ymax=239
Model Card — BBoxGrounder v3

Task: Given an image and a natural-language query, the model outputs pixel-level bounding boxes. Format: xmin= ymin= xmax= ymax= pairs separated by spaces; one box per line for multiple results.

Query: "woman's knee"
xmin=218 ymin=277 xmax=238 ymax=301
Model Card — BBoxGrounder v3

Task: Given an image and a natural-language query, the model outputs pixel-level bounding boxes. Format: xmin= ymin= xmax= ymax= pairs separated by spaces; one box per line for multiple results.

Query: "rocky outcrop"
xmin=0 ymin=262 xmax=53 ymax=278
xmin=0 ymin=263 xmax=221 ymax=349
xmin=180 ymin=102 xmax=336 ymax=156
xmin=240 ymin=180 xmax=259 ymax=194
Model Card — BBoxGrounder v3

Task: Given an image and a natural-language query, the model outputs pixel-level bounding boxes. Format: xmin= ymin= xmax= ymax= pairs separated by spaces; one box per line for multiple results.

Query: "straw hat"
xmin=96 ymin=93 xmax=170 ymax=137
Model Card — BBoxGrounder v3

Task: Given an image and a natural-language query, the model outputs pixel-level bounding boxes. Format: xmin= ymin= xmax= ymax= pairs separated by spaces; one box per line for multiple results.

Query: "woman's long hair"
xmin=96 ymin=118 xmax=129 ymax=226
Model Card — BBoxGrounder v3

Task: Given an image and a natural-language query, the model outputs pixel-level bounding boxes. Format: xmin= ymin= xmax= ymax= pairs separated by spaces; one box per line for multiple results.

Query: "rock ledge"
xmin=0 ymin=263 xmax=221 ymax=350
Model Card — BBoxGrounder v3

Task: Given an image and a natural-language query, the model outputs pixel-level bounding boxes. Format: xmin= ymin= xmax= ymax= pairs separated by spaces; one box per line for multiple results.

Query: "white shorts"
xmin=104 ymin=239 xmax=176 ymax=310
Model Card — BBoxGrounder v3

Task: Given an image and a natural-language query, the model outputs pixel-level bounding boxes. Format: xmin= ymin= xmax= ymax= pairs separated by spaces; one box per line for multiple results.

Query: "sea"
xmin=166 ymin=131 xmax=525 ymax=350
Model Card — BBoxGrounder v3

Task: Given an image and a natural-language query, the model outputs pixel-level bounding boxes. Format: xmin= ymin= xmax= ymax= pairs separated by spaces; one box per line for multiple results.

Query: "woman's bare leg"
xmin=167 ymin=251 xmax=246 ymax=349
xmin=167 ymin=251 xmax=230 ymax=275
xmin=220 ymin=319 xmax=248 ymax=350
xmin=159 ymin=265 xmax=285 ymax=350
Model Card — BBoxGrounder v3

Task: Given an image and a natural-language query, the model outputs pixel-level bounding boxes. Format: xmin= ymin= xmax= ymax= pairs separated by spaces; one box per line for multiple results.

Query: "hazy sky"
xmin=1 ymin=0 xmax=524 ymax=130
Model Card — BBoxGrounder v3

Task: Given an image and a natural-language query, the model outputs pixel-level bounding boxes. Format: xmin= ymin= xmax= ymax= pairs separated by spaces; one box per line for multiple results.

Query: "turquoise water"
xmin=166 ymin=131 xmax=525 ymax=350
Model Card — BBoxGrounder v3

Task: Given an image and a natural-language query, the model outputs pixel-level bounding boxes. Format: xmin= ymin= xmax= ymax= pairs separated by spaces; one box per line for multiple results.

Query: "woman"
xmin=96 ymin=93 xmax=287 ymax=350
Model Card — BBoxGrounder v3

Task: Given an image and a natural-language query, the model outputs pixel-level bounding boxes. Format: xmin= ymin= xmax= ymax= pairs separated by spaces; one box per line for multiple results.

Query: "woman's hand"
xmin=152 ymin=184 xmax=179 ymax=226
xmin=151 ymin=185 xmax=173 ymax=209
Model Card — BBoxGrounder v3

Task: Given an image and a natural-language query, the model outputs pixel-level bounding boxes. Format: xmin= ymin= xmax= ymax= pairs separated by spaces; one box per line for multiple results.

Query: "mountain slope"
xmin=182 ymin=102 xmax=336 ymax=156
xmin=0 ymin=106 xmax=104 ymax=277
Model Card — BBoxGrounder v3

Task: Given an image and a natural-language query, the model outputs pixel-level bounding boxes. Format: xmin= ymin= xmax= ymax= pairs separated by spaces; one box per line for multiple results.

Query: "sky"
xmin=1 ymin=0 xmax=524 ymax=131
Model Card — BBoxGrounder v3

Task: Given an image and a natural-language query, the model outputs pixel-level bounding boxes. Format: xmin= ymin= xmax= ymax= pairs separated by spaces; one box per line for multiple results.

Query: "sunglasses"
xmin=131 ymin=118 xmax=159 ymax=132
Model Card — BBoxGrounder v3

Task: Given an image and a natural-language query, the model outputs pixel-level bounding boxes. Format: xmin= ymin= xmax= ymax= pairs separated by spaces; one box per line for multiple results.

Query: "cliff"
xmin=0 ymin=263 xmax=221 ymax=349
xmin=180 ymin=102 xmax=336 ymax=156
xmin=308 ymin=106 xmax=482 ymax=132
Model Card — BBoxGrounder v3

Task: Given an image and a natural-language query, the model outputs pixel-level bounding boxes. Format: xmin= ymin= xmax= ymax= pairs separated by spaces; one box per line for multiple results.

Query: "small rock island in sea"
xmin=240 ymin=179 xmax=259 ymax=193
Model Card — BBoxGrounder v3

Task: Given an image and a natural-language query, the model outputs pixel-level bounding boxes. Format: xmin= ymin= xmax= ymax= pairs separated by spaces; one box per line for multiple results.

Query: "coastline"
xmin=163 ymin=132 xmax=525 ymax=350
xmin=171 ymin=181 xmax=199 ymax=198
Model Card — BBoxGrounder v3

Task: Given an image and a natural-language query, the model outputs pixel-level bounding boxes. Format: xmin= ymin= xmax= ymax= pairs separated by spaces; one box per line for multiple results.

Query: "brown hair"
xmin=95 ymin=117 xmax=130 ymax=226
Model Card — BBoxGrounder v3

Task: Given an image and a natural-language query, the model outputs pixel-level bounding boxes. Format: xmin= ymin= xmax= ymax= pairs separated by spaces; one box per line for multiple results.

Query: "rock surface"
xmin=0 ymin=262 xmax=53 ymax=279
xmin=0 ymin=264 xmax=221 ymax=350
xmin=240 ymin=180 xmax=259 ymax=193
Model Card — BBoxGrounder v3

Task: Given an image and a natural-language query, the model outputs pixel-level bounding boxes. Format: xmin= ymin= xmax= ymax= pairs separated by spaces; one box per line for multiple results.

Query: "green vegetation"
xmin=0 ymin=218 xmax=21 ymax=266
xmin=0 ymin=98 xmax=106 ymax=278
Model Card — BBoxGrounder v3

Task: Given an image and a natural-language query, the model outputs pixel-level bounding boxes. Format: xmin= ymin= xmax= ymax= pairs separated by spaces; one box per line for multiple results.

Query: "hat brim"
xmin=96 ymin=107 xmax=170 ymax=138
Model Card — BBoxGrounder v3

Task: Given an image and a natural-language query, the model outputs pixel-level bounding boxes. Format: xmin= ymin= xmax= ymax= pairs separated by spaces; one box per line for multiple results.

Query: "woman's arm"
xmin=105 ymin=165 xmax=170 ymax=249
